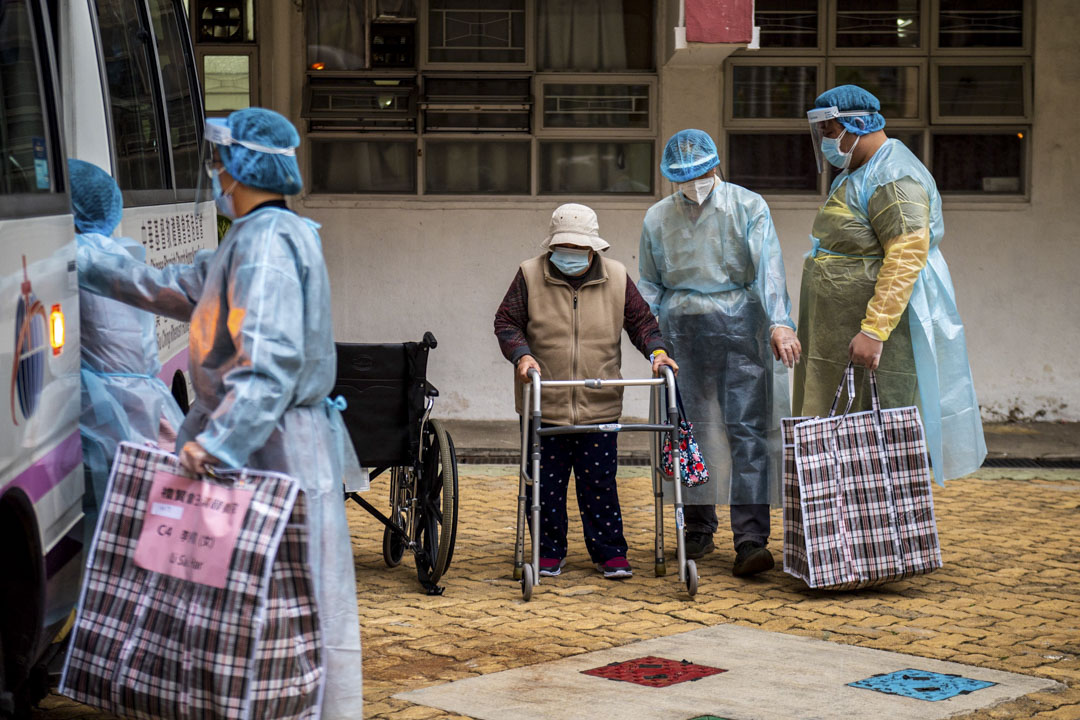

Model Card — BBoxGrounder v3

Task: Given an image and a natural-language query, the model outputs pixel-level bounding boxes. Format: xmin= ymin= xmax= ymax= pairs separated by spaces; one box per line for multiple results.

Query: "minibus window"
xmin=147 ymin=0 xmax=200 ymax=189
xmin=0 ymin=0 xmax=54 ymax=195
xmin=95 ymin=0 xmax=169 ymax=190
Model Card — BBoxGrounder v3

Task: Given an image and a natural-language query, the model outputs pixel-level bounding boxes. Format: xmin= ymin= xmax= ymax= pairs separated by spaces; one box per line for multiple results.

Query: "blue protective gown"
xmin=639 ymin=182 xmax=795 ymax=506
xmin=78 ymin=233 xmax=184 ymax=525
xmin=78 ymin=207 xmax=364 ymax=719
xmin=795 ymin=140 xmax=986 ymax=482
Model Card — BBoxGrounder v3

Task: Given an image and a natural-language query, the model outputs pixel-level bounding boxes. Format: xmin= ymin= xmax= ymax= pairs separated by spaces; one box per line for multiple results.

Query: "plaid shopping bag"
xmin=661 ymin=383 xmax=710 ymax=488
xmin=60 ymin=443 xmax=324 ymax=720
xmin=783 ymin=365 xmax=942 ymax=590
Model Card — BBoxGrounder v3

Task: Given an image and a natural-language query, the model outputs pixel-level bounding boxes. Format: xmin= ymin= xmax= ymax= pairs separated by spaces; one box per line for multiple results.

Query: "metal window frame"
xmin=927 ymin=124 xmax=1031 ymax=199
xmin=303 ymin=72 xmax=419 ymax=131
xmin=534 ymin=74 xmax=656 ymax=137
xmin=420 ymin=134 xmax=533 ymax=195
xmin=420 ymin=0 xmax=534 ymax=71
xmin=827 ymin=0 xmax=929 ymax=57
xmin=827 ymin=57 xmax=928 ymax=126
xmin=420 ymin=72 xmax=533 ymax=133
xmin=736 ymin=0 xmax=826 ymax=56
xmin=722 ymin=129 xmax=827 ymax=196
xmin=196 ymin=47 xmax=259 ymax=116
xmin=305 ymin=133 xmax=420 ymax=195
xmin=724 ymin=57 xmax=826 ymax=127
xmin=930 ymin=57 xmax=1032 ymax=124
xmin=535 ymin=137 xmax=656 ymax=197
xmin=930 ymin=0 xmax=1031 ymax=55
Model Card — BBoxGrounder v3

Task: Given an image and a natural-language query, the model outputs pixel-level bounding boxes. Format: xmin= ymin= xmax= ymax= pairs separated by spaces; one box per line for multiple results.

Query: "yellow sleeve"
xmin=862 ymin=179 xmax=932 ymax=341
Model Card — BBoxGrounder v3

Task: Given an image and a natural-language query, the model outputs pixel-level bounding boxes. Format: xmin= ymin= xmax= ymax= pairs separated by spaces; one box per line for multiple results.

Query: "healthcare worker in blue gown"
xmin=796 ymin=85 xmax=986 ymax=482
xmin=638 ymin=129 xmax=801 ymax=577
xmin=71 ymin=159 xmax=185 ymax=537
xmin=77 ymin=108 xmax=364 ymax=719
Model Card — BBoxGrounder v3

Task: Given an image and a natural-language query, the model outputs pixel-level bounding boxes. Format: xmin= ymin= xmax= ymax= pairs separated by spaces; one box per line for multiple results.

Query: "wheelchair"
xmin=333 ymin=332 xmax=459 ymax=595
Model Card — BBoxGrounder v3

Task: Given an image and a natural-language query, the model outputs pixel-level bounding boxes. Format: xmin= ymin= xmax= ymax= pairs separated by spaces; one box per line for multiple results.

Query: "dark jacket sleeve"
xmin=624 ymin=274 xmax=667 ymax=358
xmin=493 ymin=269 xmax=533 ymax=364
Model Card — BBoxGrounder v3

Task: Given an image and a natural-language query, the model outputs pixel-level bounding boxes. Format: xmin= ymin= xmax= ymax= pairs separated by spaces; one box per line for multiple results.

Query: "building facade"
xmin=186 ymin=0 xmax=1079 ymax=422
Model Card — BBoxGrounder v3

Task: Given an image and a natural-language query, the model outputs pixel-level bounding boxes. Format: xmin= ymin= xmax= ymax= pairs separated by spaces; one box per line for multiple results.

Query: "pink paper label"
xmin=133 ymin=470 xmax=254 ymax=589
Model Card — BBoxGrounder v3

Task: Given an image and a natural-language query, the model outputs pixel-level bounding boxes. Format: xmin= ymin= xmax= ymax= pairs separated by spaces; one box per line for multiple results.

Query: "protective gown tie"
xmin=808 ymin=235 xmax=885 ymax=260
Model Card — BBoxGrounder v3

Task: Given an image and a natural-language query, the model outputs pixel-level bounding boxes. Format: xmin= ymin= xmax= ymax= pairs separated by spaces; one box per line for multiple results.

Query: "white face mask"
xmin=678 ymin=175 xmax=716 ymax=205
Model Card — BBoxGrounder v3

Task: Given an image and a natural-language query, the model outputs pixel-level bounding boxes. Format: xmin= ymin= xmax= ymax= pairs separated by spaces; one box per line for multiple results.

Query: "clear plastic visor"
xmin=807 ymin=106 xmax=872 ymax=173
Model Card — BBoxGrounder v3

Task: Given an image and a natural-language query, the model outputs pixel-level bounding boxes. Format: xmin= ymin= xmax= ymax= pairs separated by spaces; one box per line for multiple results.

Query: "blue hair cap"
xmin=220 ymin=107 xmax=303 ymax=195
xmin=814 ymin=84 xmax=887 ymax=135
xmin=660 ymin=129 xmax=720 ymax=183
xmin=68 ymin=159 xmax=123 ymax=236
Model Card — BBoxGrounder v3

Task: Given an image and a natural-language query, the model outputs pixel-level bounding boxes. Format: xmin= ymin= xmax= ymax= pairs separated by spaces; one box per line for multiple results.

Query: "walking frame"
xmin=513 ymin=366 xmax=698 ymax=601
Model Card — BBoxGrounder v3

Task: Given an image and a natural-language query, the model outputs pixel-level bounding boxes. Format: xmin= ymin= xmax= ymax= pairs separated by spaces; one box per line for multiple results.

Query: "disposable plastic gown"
xmin=78 ymin=232 xmax=184 ymax=523
xmin=78 ymin=207 xmax=364 ymax=719
xmin=639 ymin=183 xmax=794 ymax=506
xmin=793 ymin=139 xmax=986 ymax=482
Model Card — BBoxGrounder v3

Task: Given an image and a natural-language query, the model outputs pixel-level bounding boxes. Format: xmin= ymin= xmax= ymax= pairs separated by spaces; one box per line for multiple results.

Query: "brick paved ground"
xmin=36 ymin=467 xmax=1080 ymax=720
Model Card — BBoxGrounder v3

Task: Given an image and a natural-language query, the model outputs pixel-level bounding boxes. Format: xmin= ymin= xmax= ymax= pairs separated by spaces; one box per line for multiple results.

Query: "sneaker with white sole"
xmin=539 ymin=558 xmax=566 ymax=577
xmin=595 ymin=556 xmax=633 ymax=579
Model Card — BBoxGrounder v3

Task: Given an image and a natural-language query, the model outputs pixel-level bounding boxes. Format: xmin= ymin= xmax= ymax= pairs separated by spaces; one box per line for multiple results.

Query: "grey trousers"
xmin=685 ymin=503 xmax=770 ymax=548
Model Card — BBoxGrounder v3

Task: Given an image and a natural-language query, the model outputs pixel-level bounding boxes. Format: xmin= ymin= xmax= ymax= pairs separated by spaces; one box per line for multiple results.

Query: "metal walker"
xmin=513 ymin=366 xmax=698 ymax=601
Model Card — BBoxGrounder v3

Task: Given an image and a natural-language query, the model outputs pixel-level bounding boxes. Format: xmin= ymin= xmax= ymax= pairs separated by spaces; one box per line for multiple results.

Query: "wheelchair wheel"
xmin=382 ymin=525 xmax=405 ymax=568
xmin=413 ymin=419 xmax=458 ymax=586
xmin=382 ymin=466 xmax=408 ymax=568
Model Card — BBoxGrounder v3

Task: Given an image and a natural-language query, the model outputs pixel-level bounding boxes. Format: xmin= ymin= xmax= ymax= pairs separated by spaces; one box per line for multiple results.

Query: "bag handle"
xmin=670 ymin=381 xmax=688 ymax=422
xmin=828 ymin=363 xmax=857 ymax=417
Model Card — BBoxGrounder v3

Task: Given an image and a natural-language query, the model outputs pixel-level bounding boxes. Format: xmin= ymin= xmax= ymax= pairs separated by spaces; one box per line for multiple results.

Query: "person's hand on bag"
xmin=849 ymin=332 xmax=883 ymax=370
xmin=651 ymin=350 xmax=679 ymax=377
xmin=770 ymin=326 xmax=802 ymax=368
xmin=179 ymin=441 xmax=220 ymax=476
xmin=516 ymin=354 xmax=541 ymax=384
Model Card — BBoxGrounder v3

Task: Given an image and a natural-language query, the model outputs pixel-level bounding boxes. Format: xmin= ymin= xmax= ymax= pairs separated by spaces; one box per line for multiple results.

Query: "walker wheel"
xmin=685 ymin=559 xmax=698 ymax=598
xmin=521 ymin=564 xmax=534 ymax=601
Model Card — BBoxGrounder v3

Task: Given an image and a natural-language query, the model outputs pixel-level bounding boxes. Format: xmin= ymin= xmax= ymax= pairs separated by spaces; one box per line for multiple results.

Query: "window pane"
xmin=836 ymin=0 xmax=921 ymax=49
xmin=425 ymin=141 xmax=530 ymax=194
xmin=0 ymin=0 xmax=53 ymax=194
xmin=309 ymin=140 xmax=416 ymax=194
xmin=374 ymin=0 xmax=416 ymax=20
xmin=428 ymin=0 xmax=526 ymax=64
xmin=95 ymin=0 xmax=169 ymax=190
xmin=307 ymin=0 xmax=365 ymax=70
xmin=538 ymin=0 xmax=654 ymax=71
xmin=148 ymin=0 xmax=201 ymax=189
xmin=539 ymin=141 xmax=653 ymax=194
xmin=203 ymin=55 xmax=250 ymax=112
xmin=933 ymin=132 xmax=1024 ymax=193
xmin=731 ymin=65 xmax=817 ymax=119
xmin=728 ymin=134 xmax=818 ymax=193
xmin=828 ymin=133 xmax=922 ymax=185
xmin=196 ymin=0 xmax=254 ymax=42
xmin=939 ymin=0 xmax=1022 ymax=48
xmin=371 ymin=23 xmax=416 ymax=68
xmin=542 ymin=84 xmax=650 ymax=130
xmin=834 ymin=65 xmax=919 ymax=119
xmin=937 ymin=65 xmax=1025 ymax=117
xmin=754 ymin=0 xmax=818 ymax=49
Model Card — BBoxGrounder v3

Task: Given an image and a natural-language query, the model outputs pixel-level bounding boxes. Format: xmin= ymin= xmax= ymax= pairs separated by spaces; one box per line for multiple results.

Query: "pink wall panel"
xmin=685 ymin=0 xmax=754 ymax=44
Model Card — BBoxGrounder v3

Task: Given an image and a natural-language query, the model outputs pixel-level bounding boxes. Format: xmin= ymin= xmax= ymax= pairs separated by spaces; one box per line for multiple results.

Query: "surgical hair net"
xmin=814 ymin=85 xmax=886 ymax=135
xmin=219 ymin=108 xmax=303 ymax=195
xmin=660 ymin=129 xmax=720 ymax=183
xmin=68 ymin=159 xmax=122 ymax=236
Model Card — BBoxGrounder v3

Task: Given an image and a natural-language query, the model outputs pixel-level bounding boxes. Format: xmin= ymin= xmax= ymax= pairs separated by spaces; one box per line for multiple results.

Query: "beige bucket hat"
xmin=541 ymin=203 xmax=610 ymax=251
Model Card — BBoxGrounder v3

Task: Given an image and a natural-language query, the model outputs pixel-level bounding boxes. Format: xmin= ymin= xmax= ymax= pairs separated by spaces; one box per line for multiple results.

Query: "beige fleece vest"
xmin=514 ymin=254 xmax=627 ymax=426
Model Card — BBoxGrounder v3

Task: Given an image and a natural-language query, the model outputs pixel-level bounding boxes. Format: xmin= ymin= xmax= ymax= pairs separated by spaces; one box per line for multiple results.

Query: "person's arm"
xmin=194 ymin=234 xmax=304 ymax=468
xmin=624 ymin=277 xmax=666 ymax=358
xmin=862 ymin=178 xmax=932 ymax=341
xmin=78 ymin=243 xmax=212 ymax=322
xmin=746 ymin=199 xmax=801 ymax=367
xmin=493 ymin=269 xmax=532 ymax=364
xmin=637 ymin=222 xmax=665 ymax=316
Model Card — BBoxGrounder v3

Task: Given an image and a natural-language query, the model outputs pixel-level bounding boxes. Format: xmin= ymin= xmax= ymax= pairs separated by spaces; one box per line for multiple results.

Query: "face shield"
xmin=807 ymin=106 xmax=873 ymax=173
xmin=196 ymin=118 xmax=299 ymax=201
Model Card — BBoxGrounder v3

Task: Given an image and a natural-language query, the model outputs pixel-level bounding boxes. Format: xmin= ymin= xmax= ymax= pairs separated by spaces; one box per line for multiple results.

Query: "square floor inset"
xmin=848 ymin=669 xmax=997 ymax=702
xmin=581 ymin=656 xmax=726 ymax=688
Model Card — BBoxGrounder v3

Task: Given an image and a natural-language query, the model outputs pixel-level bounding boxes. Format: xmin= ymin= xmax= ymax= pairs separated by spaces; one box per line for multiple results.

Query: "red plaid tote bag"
xmin=60 ymin=443 xmax=324 ymax=720
xmin=661 ymin=383 xmax=710 ymax=488
xmin=783 ymin=364 xmax=942 ymax=590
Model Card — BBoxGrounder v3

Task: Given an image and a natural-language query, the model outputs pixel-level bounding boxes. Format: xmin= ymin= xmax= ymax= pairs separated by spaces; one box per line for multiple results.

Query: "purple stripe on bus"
xmin=158 ymin=347 xmax=190 ymax=385
xmin=45 ymin=528 xmax=83 ymax=579
xmin=6 ymin=431 xmax=82 ymax=504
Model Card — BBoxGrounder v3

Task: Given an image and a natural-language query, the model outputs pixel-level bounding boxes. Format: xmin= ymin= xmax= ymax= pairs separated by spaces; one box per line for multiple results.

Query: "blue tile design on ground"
xmin=848 ymin=668 xmax=997 ymax=702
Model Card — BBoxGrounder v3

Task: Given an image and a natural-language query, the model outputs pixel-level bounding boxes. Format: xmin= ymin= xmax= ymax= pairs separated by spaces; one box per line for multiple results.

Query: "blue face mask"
xmin=550 ymin=248 xmax=591 ymax=276
xmin=211 ymin=170 xmax=236 ymax=219
xmin=820 ymin=131 xmax=860 ymax=170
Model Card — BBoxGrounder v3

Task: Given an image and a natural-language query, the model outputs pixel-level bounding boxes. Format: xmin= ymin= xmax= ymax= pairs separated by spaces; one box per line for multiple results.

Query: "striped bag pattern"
xmin=60 ymin=443 xmax=324 ymax=720
xmin=783 ymin=365 xmax=942 ymax=590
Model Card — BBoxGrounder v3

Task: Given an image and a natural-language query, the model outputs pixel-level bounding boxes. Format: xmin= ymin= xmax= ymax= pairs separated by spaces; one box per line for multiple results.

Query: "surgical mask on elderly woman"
xmin=550 ymin=247 xmax=591 ymax=276
xmin=678 ymin=176 xmax=716 ymax=205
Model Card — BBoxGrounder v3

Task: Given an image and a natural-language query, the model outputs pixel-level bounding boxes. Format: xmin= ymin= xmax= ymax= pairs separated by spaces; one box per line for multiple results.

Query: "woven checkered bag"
xmin=786 ymin=365 xmax=941 ymax=590
xmin=60 ymin=443 xmax=324 ymax=720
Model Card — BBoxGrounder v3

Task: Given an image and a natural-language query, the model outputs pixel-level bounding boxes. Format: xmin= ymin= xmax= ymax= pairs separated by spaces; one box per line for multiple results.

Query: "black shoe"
xmin=684 ymin=532 xmax=715 ymax=560
xmin=732 ymin=541 xmax=774 ymax=577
